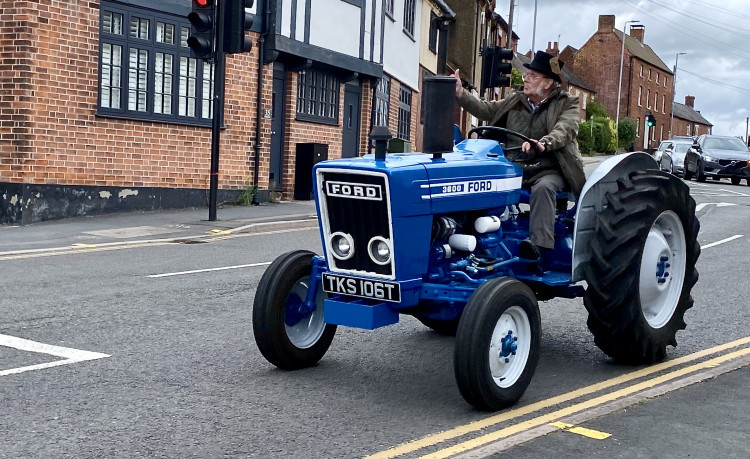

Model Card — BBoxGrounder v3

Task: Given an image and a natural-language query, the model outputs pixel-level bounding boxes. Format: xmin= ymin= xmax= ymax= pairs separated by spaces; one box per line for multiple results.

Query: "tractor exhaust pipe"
xmin=422 ymin=76 xmax=457 ymax=159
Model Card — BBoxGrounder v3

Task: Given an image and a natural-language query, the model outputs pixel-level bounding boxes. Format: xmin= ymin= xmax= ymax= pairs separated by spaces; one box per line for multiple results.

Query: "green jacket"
xmin=458 ymin=87 xmax=586 ymax=197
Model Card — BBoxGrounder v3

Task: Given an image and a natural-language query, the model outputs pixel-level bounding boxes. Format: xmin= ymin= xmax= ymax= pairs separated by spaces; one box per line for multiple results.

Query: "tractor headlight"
xmin=368 ymin=236 xmax=392 ymax=265
xmin=330 ymin=232 xmax=355 ymax=260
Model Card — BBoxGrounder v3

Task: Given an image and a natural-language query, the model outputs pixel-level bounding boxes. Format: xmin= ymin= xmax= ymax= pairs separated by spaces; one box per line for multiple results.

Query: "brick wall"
xmin=0 ymin=0 xmax=379 ymax=223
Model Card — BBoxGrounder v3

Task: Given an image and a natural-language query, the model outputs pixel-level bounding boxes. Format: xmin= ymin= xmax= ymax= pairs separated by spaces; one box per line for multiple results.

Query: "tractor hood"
xmin=313 ymin=139 xmax=523 ymax=218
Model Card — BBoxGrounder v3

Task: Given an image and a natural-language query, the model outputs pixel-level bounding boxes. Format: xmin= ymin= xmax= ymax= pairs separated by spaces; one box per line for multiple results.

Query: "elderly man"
xmin=453 ymin=50 xmax=586 ymax=260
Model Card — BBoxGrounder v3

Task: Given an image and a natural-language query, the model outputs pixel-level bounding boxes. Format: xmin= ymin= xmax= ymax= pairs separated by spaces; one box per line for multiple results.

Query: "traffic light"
xmin=188 ymin=0 xmax=216 ymax=59
xmin=481 ymin=46 xmax=514 ymax=94
xmin=224 ymin=0 xmax=254 ymax=54
xmin=646 ymin=111 xmax=656 ymax=127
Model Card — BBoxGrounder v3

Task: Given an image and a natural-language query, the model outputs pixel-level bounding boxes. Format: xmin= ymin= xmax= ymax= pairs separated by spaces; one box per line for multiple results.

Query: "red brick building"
xmin=672 ymin=95 xmax=713 ymax=138
xmin=1 ymin=0 xmax=416 ymax=224
xmin=567 ymin=15 xmax=676 ymax=150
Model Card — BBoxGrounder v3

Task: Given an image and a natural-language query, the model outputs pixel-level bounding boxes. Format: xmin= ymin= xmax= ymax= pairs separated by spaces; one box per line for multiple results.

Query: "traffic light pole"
xmin=208 ymin=1 xmax=226 ymax=222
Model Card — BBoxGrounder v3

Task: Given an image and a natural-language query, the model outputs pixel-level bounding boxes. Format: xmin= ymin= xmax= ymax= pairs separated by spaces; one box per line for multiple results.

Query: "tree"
xmin=618 ymin=118 xmax=637 ymax=150
xmin=586 ymin=99 xmax=609 ymax=119
xmin=511 ymin=68 xmax=523 ymax=88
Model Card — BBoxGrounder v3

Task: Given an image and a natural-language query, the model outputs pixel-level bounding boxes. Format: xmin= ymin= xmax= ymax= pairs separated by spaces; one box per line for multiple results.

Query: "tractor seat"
xmin=518 ymin=188 xmax=575 ymax=213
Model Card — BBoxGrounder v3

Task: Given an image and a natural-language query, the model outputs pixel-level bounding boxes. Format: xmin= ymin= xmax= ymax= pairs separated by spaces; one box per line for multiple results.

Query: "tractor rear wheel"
xmin=582 ymin=170 xmax=700 ymax=364
xmin=454 ymin=277 xmax=541 ymax=411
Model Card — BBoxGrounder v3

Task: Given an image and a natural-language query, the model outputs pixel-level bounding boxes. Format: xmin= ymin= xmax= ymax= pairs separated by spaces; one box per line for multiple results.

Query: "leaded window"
xmin=296 ymin=69 xmax=340 ymax=124
xmin=397 ymin=87 xmax=412 ymax=140
xmin=403 ymin=0 xmax=416 ymax=37
xmin=98 ymin=2 xmax=214 ymax=126
xmin=374 ymin=76 xmax=390 ymax=128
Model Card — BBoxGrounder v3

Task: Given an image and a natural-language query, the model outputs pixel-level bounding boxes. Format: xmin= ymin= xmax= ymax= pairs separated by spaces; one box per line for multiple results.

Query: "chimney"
xmin=546 ymin=41 xmax=559 ymax=57
xmin=630 ymin=24 xmax=645 ymax=43
xmin=598 ymin=15 xmax=615 ymax=33
xmin=685 ymin=95 xmax=695 ymax=108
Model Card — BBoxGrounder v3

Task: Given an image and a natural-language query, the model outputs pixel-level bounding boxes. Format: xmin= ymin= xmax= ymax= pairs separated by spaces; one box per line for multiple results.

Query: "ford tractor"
xmin=252 ymin=77 xmax=700 ymax=411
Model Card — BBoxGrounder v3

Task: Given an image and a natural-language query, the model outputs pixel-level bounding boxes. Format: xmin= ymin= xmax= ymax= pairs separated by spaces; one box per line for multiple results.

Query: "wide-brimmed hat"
xmin=523 ymin=51 xmax=564 ymax=83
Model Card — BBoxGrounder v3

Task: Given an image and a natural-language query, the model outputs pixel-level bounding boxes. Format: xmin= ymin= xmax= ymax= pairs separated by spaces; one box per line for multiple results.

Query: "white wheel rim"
xmin=639 ymin=210 xmax=687 ymax=328
xmin=488 ymin=305 xmax=532 ymax=388
xmin=284 ymin=276 xmax=327 ymax=349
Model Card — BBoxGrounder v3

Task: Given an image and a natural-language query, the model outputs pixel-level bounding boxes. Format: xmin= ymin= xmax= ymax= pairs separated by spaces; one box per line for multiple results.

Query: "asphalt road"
xmin=1 ymin=169 xmax=749 ymax=458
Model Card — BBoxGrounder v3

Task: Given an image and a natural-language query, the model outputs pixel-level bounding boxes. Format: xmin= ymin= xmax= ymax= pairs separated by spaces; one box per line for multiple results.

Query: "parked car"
xmin=653 ymin=140 xmax=671 ymax=162
xmin=684 ymin=135 xmax=750 ymax=185
xmin=659 ymin=139 xmax=693 ymax=177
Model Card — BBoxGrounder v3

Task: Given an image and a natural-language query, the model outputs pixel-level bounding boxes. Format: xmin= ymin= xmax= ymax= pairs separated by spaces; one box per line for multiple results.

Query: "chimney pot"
xmin=685 ymin=95 xmax=695 ymax=108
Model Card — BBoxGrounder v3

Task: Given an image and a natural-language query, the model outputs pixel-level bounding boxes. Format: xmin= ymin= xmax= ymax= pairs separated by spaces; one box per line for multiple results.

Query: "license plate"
xmin=322 ymin=273 xmax=401 ymax=303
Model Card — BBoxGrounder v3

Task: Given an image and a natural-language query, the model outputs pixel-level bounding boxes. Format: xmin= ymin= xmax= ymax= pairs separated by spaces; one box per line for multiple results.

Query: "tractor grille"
xmin=317 ymin=170 xmax=394 ymax=279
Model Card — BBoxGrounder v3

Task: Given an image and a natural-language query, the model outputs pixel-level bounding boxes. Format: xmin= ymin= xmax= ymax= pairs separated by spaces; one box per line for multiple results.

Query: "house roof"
xmin=673 ymin=102 xmax=713 ymax=126
xmin=513 ymin=52 xmax=595 ymax=92
xmin=613 ymin=29 xmax=671 ymax=74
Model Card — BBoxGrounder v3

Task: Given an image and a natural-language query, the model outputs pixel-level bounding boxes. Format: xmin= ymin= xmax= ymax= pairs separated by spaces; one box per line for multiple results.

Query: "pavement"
xmin=0 ymin=155 xmax=607 ymax=256
xmin=0 ymin=200 xmax=320 ymax=256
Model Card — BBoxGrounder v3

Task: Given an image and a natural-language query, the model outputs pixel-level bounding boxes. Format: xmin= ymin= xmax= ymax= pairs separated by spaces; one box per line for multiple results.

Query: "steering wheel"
xmin=467 ymin=126 xmax=538 ymax=156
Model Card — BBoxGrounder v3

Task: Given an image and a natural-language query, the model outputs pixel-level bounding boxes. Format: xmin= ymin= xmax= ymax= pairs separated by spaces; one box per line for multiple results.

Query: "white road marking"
xmin=0 ymin=334 xmax=109 ymax=377
xmin=147 ymin=261 xmax=272 ymax=278
xmin=695 ymin=202 xmax=738 ymax=212
xmin=701 ymin=235 xmax=744 ymax=249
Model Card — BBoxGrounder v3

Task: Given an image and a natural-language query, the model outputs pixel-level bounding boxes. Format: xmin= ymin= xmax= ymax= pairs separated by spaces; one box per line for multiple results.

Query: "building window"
xmin=428 ymin=12 xmax=438 ymax=53
xmin=397 ymin=87 xmax=412 ymax=140
xmin=636 ymin=117 xmax=640 ymax=137
xmin=638 ymin=86 xmax=642 ymax=106
xmin=374 ymin=75 xmax=390 ymax=127
xmin=648 ymin=69 xmax=651 ymax=80
xmin=296 ymin=69 xmax=340 ymax=124
xmin=639 ymin=65 xmax=643 ymax=77
xmin=384 ymin=0 xmax=394 ymax=18
xmin=403 ymin=0 xmax=416 ymax=38
xmin=654 ymin=92 xmax=658 ymax=112
xmin=582 ymin=93 xmax=588 ymax=110
xmin=687 ymin=124 xmax=691 ymax=136
xmin=646 ymin=89 xmax=651 ymax=108
xmin=655 ymin=72 xmax=659 ymax=84
xmin=662 ymin=95 xmax=666 ymax=114
xmin=98 ymin=3 xmax=214 ymax=125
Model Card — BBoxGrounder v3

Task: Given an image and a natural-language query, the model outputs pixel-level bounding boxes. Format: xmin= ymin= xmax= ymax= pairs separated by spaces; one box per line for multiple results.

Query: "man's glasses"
xmin=522 ymin=72 xmax=543 ymax=81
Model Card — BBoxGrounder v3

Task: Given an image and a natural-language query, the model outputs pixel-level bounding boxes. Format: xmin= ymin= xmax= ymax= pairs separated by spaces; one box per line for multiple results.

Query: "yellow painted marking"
xmin=550 ymin=421 xmax=611 ymax=440
xmin=0 ymin=227 xmax=314 ymax=261
xmin=364 ymin=336 xmax=750 ymax=459
xmin=209 ymin=229 xmax=231 ymax=234
xmin=71 ymin=243 xmax=97 ymax=248
xmin=419 ymin=347 xmax=750 ymax=458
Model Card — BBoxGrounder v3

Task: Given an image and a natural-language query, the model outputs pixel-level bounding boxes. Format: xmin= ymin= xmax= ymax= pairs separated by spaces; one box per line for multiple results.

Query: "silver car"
xmin=659 ymin=140 xmax=693 ymax=177
xmin=653 ymin=140 xmax=671 ymax=162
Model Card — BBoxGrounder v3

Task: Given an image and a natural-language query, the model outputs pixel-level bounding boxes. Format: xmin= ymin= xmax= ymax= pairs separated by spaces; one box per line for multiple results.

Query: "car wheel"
xmin=696 ymin=162 xmax=706 ymax=182
xmin=253 ymin=250 xmax=337 ymax=370
xmin=683 ymin=161 xmax=693 ymax=180
xmin=454 ymin=277 xmax=541 ymax=411
xmin=582 ymin=170 xmax=700 ymax=364
xmin=731 ymin=177 xmax=741 ymax=186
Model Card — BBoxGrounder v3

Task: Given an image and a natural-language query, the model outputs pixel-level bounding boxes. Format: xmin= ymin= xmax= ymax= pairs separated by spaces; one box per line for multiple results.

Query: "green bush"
xmin=618 ymin=118 xmax=637 ymax=150
xmin=586 ymin=99 xmax=609 ymax=119
xmin=592 ymin=122 xmax=611 ymax=153
xmin=578 ymin=121 xmax=594 ymax=155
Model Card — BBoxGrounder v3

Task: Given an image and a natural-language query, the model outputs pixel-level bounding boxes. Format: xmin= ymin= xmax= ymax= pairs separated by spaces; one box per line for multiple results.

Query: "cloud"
xmin=505 ymin=0 xmax=750 ymax=137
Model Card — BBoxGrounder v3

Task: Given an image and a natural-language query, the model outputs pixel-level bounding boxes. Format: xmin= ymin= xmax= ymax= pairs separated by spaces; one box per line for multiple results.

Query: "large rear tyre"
xmin=253 ymin=250 xmax=336 ymax=370
xmin=454 ymin=277 xmax=541 ymax=411
xmin=583 ymin=170 xmax=700 ymax=364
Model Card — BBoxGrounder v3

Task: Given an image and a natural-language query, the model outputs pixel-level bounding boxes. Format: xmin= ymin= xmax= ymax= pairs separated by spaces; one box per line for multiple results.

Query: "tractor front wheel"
xmin=253 ymin=250 xmax=336 ymax=370
xmin=583 ymin=170 xmax=700 ymax=364
xmin=454 ymin=277 xmax=541 ymax=411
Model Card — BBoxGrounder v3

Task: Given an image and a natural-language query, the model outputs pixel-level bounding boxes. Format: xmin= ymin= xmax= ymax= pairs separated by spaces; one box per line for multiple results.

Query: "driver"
xmin=453 ymin=50 xmax=585 ymax=260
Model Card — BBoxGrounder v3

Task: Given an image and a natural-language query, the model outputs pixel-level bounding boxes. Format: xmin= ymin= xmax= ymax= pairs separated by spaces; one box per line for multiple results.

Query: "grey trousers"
xmin=529 ymin=173 xmax=566 ymax=250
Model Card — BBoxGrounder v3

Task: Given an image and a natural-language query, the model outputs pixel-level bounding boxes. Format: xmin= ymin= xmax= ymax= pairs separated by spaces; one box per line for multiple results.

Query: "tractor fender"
xmin=571 ymin=152 xmax=659 ymax=282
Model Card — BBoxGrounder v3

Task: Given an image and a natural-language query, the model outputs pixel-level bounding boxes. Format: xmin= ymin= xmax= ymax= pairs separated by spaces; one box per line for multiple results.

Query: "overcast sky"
xmin=502 ymin=0 xmax=750 ymax=138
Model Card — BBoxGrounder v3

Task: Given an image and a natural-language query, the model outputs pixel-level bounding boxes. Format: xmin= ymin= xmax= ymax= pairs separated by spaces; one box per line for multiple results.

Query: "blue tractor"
xmin=252 ymin=77 xmax=700 ymax=411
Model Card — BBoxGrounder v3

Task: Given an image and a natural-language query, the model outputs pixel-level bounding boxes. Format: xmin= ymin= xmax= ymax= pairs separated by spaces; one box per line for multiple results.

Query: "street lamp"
xmin=615 ymin=19 xmax=639 ymax=132
xmin=669 ymin=52 xmax=687 ymax=139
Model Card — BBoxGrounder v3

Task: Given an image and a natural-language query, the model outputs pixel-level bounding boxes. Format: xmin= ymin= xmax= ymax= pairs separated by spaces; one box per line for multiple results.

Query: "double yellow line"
xmin=366 ymin=337 xmax=750 ymax=459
